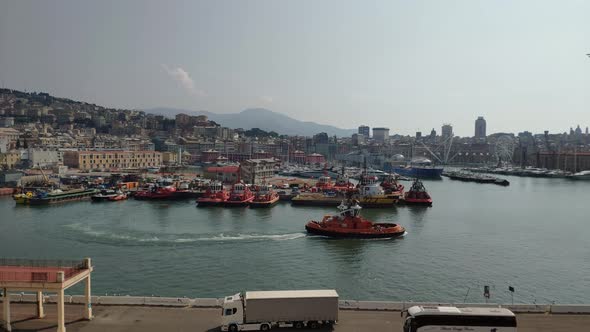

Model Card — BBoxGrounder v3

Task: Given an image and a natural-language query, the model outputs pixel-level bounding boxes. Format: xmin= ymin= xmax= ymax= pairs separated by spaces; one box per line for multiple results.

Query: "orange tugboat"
xmin=403 ymin=179 xmax=432 ymax=206
xmin=305 ymin=199 xmax=406 ymax=239
xmin=249 ymin=184 xmax=280 ymax=208
xmin=380 ymin=174 xmax=405 ymax=196
xmin=196 ymin=182 xmax=229 ymax=207
xmin=224 ymin=182 xmax=255 ymax=207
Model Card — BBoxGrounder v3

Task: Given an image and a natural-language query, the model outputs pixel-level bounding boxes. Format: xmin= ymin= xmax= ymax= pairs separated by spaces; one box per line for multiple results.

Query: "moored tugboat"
xmin=312 ymin=175 xmax=335 ymax=192
xmin=107 ymin=190 xmax=128 ymax=201
xmin=402 ymin=179 xmax=432 ymax=206
xmin=305 ymin=199 xmax=406 ymax=239
xmin=249 ymin=184 xmax=280 ymax=208
xmin=134 ymin=185 xmax=177 ymax=200
xmin=380 ymin=174 xmax=405 ymax=196
xmin=223 ymin=182 xmax=255 ymax=207
xmin=91 ymin=189 xmax=119 ymax=202
xmin=196 ymin=182 xmax=229 ymax=207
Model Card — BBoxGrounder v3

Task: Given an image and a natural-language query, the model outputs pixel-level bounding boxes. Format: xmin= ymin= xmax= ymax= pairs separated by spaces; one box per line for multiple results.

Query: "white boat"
xmin=568 ymin=170 xmax=590 ymax=180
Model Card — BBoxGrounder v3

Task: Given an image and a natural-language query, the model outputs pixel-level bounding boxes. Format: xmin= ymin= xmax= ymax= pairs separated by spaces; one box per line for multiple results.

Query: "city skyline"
xmin=1 ymin=0 xmax=590 ymax=136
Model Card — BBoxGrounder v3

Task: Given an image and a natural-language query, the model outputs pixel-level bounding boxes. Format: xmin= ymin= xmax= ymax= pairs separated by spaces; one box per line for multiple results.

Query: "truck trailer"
xmin=221 ymin=289 xmax=339 ymax=331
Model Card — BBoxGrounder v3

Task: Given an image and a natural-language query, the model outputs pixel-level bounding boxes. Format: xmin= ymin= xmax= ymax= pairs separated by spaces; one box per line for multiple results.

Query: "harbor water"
xmin=0 ymin=176 xmax=589 ymax=304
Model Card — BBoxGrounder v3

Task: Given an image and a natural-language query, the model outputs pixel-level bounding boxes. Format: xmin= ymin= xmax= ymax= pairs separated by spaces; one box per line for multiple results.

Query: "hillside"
xmin=146 ymin=107 xmax=356 ymax=137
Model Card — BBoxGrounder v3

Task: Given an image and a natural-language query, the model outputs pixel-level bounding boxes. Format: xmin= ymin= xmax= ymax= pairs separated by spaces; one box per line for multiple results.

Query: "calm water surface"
xmin=1 ymin=176 xmax=589 ymax=303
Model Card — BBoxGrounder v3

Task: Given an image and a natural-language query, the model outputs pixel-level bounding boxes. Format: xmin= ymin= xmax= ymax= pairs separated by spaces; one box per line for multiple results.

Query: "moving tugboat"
xmin=224 ymin=182 xmax=255 ymax=207
xmin=196 ymin=182 xmax=229 ymax=207
xmin=305 ymin=199 xmax=406 ymax=239
xmin=402 ymin=179 xmax=432 ymax=206
xmin=249 ymin=184 xmax=280 ymax=208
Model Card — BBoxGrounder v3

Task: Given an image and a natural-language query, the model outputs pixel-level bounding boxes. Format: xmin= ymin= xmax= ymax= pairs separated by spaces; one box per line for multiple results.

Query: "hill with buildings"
xmin=146 ymin=107 xmax=356 ymax=137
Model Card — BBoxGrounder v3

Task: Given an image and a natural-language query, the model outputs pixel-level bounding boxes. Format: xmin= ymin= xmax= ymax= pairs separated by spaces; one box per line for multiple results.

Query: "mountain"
xmin=145 ymin=107 xmax=356 ymax=137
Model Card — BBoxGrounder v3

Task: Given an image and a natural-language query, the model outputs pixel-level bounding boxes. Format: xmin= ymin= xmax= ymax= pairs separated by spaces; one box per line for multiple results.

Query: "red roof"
xmin=0 ymin=266 xmax=83 ymax=283
xmin=206 ymin=166 xmax=239 ymax=173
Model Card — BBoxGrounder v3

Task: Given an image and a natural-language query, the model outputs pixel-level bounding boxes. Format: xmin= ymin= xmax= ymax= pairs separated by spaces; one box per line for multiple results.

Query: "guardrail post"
xmin=57 ymin=288 xmax=66 ymax=332
xmin=3 ymin=288 xmax=12 ymax=332
xmin=37 ymin=291 xmax=45 ymax=318
xmin=84 ymin=274 xmax=93 ymax=320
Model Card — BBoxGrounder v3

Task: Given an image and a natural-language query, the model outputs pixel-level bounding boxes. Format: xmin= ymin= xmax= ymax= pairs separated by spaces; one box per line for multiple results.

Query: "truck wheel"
xmin=228 ymin=324 xmax=238 ymax=332
xmin=308 ymin=321 xmax=319 ymax=329
xmin=260 ymin=323 xmax=270 ymax=331
xmin=294 ymin=321 xmax=304 ymax=329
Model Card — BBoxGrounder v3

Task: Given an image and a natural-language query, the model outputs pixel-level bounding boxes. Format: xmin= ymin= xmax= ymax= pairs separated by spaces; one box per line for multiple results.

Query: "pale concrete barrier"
xmin=191 ymin=298 xmax=221 ymax=308
xmin=356 ymin=301 xmax=403 ymax=311
xmin=503 ymin=304 xmax=548 ymax=313
xmin=339 ymin=300 xmax=359 ymax=310
xmin=550 ymin=305 xmax=590 ymax=314
xmin=6 ymin=294 xmax=590 ymax=314
xmin=71 ymin=295 xmax=101 ymax=304
xmin=96 ymin=296 xmax=146 ymax=306
xmin=46 ymin=294 xmax=72 ymax=304
xmin=143 ymin=297 xmax=191 ymax=307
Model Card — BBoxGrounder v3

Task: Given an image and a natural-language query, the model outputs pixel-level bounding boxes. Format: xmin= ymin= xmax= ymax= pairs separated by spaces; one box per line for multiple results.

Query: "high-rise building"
xmin=586 ymin=127 xmax=589 ymax=135
xmin=441 ymin=124 xmax=453 ymax=139
xmin=372 ymin=127 xmax=390 ymax=143
xmin=358 ymin=125 xmax=370 ymax=138
xmin=475 ymin=116 xmax=486 ymax=138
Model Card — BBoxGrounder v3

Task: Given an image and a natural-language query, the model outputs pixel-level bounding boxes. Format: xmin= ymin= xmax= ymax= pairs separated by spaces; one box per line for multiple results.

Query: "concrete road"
xmin=2 ymin=303 xmax=590 ymax=332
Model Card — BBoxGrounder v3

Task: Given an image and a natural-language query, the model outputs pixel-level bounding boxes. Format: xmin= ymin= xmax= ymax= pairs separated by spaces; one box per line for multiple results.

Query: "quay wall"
xmin=3 ymin=294 xmax=590 ymax=314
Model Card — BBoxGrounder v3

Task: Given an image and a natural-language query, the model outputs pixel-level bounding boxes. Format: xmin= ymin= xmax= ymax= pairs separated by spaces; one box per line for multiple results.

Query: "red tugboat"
xmin=107 ymin=190 xmax=128 ymax=201
xmin=333 ymin=168 xmax=355 ymax=192
xmin=134 ymin=185 xmax=177 ymax=200
xmin=224 ymin=182 xmax=255 ymax=207
xmin=311 ymin=175 xmax=335 ymax=192
xmin=249 ymin=184 xmax=280 ymax=208
xmin=380 ymin=174 xmax=405 ymax=199
xmin=196 ymin=182 xmax=229 ymax=207
xmin=305 ymin=200 xmax=406 ymax=239
xmin=403 ymin=179 xmax=432 ymax=206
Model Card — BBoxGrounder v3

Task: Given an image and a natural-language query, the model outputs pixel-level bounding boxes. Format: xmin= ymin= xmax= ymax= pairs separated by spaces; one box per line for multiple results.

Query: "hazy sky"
xmin=1 ymin=0 xmax=589 ymax=136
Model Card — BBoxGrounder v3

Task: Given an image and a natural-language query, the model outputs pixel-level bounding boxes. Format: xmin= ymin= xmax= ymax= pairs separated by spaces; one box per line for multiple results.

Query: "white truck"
xmin=221 ymin=289 xmax=339 ymax=331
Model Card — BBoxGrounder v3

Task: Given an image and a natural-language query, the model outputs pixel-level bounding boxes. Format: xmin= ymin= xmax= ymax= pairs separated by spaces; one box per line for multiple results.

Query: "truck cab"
xmin=221 ymin=293 xmax=245 ymax=331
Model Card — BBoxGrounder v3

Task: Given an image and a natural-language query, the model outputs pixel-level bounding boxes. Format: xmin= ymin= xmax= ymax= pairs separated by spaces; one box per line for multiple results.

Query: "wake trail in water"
xmin=63 ymin=223 xmax=305 ymax=246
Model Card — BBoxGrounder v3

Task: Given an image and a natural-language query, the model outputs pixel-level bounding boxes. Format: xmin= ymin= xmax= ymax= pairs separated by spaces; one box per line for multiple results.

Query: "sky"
xmin=1 ymin=0 xmax=589 ymax=136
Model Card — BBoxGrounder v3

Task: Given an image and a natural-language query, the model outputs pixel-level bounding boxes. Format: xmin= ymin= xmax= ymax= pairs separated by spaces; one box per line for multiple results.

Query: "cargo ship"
xmin=24 ymin=188 xmax=98 ymax=205
xmin=305 ymin=200 xmax=406 ymax=239
xmin=392 ymin=158 xmax=443 ymax=179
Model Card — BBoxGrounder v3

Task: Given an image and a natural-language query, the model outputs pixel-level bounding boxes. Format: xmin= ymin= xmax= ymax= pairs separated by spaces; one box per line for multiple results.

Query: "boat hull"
xmin=223 ymin=198 xmax=254 ymax=207
xmin=196 ymin=199 xmax=225 ymax=207
xmin=401 ymin=198 xmax=432 ymax=206
xmin=28 ymin=189 xmax=97 ymax=205
xmin=249 ymin=197 xmax=280 ymax=208
xmin=91 ymin=195 xmax=116 ymax=202
xmin=292 ymin=196 xmax=397 ymax=208
xmin=305 ymin=224 xmax=405 ymax=239
xmin=393 ymin=166 xmax=443 ymax=178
